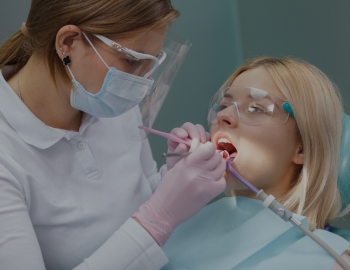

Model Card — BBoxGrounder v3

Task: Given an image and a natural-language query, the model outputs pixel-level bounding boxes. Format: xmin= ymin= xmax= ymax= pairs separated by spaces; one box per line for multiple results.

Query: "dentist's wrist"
xmin=132 ymin=217 xmax=160 ymax=246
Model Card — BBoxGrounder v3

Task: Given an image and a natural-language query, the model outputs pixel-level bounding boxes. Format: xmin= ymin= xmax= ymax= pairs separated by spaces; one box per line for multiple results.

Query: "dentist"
xmin=0 ymin=0 xmax=226 ymax=269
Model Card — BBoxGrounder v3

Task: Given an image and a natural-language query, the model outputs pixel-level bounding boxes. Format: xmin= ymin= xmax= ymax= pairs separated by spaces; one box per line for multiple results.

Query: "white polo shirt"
xmin=0 ymin=66 xmax=168 ymax=270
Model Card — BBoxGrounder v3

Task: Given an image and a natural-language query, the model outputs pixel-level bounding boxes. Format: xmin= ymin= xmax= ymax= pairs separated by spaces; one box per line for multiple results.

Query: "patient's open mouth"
xmin=217 ymin=138 xmax=237 ymax=158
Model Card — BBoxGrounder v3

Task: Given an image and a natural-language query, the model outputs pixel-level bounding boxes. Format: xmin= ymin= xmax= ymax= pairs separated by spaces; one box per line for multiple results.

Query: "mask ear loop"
xmin=82 ymin=32 xmax=111 ymax=71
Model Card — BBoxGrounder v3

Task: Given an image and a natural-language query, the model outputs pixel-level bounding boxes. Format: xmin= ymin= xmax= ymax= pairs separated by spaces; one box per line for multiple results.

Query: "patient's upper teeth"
xmin=218 ymin=138 xmax=231 ymax=144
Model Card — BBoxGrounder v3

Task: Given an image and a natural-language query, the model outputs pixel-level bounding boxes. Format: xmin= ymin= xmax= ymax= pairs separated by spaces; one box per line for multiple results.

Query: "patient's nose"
xmin=217 ymin=105 xmax=239 ymax=128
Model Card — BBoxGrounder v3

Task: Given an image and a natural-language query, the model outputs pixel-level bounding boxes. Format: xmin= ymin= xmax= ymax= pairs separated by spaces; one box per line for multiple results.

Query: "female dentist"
xmin=0 ymin=0 xmax=226 ymax=269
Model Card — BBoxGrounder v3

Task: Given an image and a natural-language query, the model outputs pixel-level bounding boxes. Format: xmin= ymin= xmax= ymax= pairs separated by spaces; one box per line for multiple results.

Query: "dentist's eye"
xmin=126 ymin=59 xmax=138 ymax=65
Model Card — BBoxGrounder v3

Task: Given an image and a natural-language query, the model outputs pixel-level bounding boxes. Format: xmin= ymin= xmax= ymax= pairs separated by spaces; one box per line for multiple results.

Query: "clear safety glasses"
xmin=83 ymin=32 xmax=166 ymax=79
xmin=208 ymin=86 xmax=293 ymax=129
xmin=94 ymin=35 xmax=166 ymax=79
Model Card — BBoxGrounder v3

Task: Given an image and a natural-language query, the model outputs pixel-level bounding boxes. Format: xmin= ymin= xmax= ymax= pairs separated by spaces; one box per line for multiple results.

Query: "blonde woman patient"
xmin=160 ymin=57 xmax=350 ymax=270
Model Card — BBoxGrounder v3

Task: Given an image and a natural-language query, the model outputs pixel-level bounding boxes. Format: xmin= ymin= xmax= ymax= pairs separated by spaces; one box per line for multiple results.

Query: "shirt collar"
xmin=0 ymin=65 xmax=95 ymax=149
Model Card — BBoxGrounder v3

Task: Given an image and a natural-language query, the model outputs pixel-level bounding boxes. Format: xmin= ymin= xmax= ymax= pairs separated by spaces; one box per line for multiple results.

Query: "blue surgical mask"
xmin=70 ymin=67 xmax=153 ymax=118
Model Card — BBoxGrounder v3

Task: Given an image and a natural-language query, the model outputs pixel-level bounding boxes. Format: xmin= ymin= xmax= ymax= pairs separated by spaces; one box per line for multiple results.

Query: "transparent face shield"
xmin=119 ymin=29 xmax=192 ymax=142
xmin=208 ymin=86 xmax=291 ymax=130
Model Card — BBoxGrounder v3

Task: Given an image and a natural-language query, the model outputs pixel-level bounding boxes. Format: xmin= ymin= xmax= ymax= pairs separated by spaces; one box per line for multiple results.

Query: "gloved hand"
xmin=166 ymin=122 xmax=210 ymax=173
xmin=133 ymin=142 xmax=226 ymax=247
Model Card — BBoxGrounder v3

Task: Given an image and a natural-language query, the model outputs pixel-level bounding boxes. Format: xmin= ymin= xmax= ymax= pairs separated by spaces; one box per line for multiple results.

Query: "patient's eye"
xmin=248 ymin=105 xmax=265 ymax=113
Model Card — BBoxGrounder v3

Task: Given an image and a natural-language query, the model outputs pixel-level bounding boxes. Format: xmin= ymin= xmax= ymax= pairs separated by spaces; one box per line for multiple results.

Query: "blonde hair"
xmin=224 ymin=57 xmax=343 ymax=230
xmin=0 ymin=0 xmax=179 ymax=84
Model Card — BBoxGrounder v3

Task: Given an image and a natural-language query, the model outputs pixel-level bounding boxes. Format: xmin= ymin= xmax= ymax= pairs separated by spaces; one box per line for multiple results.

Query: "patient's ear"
xmin=292 ymin=144 xmax=304 ymax=165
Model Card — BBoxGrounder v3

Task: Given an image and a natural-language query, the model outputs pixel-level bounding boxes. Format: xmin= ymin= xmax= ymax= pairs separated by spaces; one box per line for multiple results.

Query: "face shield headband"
xmin=207 ymin=86 xmax=294 ymax=130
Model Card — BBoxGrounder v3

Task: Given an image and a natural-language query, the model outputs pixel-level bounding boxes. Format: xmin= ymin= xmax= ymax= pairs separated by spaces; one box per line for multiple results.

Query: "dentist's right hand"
xmin=133 ymin=142 xmax=226 ymax=247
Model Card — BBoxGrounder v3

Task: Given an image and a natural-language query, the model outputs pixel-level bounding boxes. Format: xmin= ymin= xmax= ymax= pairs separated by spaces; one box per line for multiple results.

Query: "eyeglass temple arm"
xmin=94 ymin=34 xmax=166 ymax=78
xmin=282 ymin=102 xmax=294 ymax=118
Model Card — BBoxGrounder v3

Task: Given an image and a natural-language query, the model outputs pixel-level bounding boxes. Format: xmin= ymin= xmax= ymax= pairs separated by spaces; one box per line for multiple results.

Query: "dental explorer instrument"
xmin=163 ymin=152 xmax=192 ymax=158
xmin=226 ymin=157 xmax=350 ymax=270
xmin=138 ymin=126 xmax=192 ymax=146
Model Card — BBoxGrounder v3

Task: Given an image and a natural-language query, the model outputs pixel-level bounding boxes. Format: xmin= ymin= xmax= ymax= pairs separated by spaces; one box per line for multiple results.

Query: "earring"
xmin=298 ymin=147 xmax=302 ymax=154
xmin=62 ymin=51 xmax=71 ymax=66
xmin=59 ymin=47 xmax=63 ymax=51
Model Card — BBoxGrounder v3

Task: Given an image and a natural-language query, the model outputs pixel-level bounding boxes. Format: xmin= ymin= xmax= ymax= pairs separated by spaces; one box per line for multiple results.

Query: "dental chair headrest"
xmin=338 ymin=113 xmax=350 ymax=217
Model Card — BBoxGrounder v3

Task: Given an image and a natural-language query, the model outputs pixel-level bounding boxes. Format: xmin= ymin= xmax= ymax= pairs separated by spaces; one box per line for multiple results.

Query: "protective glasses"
xmin=87 ymin=33 xmax=166 ymax=79
xmin=208 ymin=86 xmax=294 ymax=128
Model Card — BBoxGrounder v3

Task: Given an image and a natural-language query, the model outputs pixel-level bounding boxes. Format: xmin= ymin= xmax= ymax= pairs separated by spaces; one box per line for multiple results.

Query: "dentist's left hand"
xmin=166 ymin=122 xmax=210 ymax=172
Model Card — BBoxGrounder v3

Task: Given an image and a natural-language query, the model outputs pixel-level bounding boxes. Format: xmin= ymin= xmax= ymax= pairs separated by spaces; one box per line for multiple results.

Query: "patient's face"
xmin=210 ymin=66 xmax=301 ymax=199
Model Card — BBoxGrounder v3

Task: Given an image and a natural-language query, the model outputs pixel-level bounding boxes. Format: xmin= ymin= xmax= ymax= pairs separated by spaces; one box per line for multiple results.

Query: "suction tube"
xmin=226 ymin=157 xmax=259 ymax=194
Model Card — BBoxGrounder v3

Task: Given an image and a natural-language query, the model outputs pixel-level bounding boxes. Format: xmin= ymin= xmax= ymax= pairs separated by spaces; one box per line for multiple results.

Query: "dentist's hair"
xmin=224 ymin=56 xmax=343 ymax=230
xmin=0 ymin=0 xmax=178 ymax=84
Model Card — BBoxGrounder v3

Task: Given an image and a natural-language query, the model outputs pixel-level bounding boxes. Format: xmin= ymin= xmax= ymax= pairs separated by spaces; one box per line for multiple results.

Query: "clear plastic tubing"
xmin=226 ymin=157 xmax=259 ymax=195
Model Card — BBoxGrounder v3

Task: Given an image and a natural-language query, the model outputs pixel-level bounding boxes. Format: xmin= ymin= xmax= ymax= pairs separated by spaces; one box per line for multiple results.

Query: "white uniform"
xmin=0 ymin=66 xmax=168 ymax=270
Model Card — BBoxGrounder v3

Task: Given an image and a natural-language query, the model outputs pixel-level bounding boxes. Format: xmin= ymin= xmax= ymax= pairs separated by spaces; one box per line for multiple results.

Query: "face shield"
xmin=118 ymin=29 xmax=192 ymax=142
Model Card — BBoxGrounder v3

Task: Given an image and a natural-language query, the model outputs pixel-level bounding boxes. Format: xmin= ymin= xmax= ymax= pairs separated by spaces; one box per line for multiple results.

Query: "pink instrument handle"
xmin=138 ymin=126 xmax=192 ymax=147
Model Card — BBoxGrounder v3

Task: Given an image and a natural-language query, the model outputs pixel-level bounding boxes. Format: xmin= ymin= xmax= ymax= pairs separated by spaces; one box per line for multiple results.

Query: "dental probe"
xmin=163 ymin=150 xmax=229 ymax=158
xmin=226 ymin=158 xmax=350 ymax=270
xmin=138 ymin=126 xmax=192 ymax=146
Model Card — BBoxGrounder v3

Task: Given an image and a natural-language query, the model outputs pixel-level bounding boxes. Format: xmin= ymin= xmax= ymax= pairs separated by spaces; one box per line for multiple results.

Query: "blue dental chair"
xmin=331 ymin=113 xmax=350 ymax=237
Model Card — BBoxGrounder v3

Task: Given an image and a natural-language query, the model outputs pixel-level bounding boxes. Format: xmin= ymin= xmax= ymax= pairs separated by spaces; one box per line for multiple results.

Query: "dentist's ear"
xmin=55 ymin=25 xmax=83 ymax=59
xmin=293 ymin=145 xmax=304 ymax=165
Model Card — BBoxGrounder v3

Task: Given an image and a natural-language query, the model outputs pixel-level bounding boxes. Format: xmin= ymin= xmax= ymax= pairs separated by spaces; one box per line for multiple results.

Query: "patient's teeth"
xmin=218 ymin=138 xmax=231 ymax=144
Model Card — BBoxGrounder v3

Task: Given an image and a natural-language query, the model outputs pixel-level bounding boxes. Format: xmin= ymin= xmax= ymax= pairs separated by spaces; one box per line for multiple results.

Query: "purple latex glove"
xmin=166 ymin=122 xmax=211 ymax=173
xmin=133 ymin=142 xmax=226 ymax=246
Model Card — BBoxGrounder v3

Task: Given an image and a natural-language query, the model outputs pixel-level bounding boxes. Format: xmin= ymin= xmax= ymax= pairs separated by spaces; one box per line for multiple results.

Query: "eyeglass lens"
xmin=209 ymin=86 xmax=289 ymax=126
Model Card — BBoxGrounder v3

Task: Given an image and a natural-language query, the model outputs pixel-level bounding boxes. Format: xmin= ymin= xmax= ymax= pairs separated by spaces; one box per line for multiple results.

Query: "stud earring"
xmin=59 ymin=47 xmax=63 ymax=51
xmin=62 ymin=54 xmax=71 ymax=66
